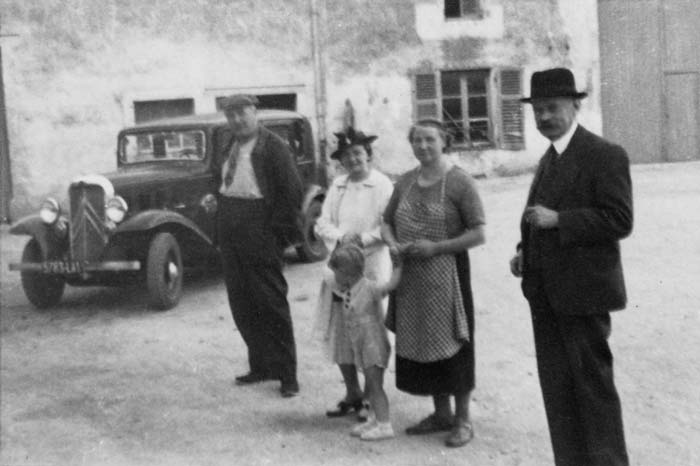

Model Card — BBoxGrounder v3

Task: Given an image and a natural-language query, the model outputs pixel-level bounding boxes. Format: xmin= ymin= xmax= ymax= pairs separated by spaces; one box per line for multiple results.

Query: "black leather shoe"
xmin=235 ymin=372 xmax=274 ymax=385
xmin=280 ymin=380 xmax=300 ymax=398
xmin=326 ymin=399 xmax=363 ymax=417
xmin=405 ymin=414 xmax=454 ymax=435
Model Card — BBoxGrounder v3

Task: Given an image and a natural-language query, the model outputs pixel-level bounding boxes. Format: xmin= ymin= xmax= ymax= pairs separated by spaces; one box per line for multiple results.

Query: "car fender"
xmin=114 ymin=210 xmax=213 ymax=247
xmin=8 ymin=215 xmax=67 ymax=258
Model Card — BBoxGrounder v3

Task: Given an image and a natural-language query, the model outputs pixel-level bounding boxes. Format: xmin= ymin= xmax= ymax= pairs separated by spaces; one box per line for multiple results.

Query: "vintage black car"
xmin=9 ymin=110 xmax=329 ymax=310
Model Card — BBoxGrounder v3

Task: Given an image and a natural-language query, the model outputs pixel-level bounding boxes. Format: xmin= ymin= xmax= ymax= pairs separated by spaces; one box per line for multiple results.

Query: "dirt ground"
xmin=1 ymin=161 xmax=699 ymax=466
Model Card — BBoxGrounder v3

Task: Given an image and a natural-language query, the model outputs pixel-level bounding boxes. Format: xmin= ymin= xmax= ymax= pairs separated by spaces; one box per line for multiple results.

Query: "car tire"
xmin=146 ymin=232 xmax=183 ymax=310
xmin=20 ymin=238 xmax=65 ymax=309
xmin=296 ymin=199 xmax=328 ymax=263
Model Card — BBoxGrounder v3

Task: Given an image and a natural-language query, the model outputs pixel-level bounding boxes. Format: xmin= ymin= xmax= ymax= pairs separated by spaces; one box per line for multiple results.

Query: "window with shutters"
xmin=444 ymin=0 xmax=482 ymax=19
xmin=411 ymin=68 xmax=524 ymax=150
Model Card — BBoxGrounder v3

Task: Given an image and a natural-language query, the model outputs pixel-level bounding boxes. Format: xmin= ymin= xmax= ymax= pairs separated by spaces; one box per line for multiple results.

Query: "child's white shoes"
xmin=350 ymin=418 xmax=376 ymax=437
xmin=360 ymin=421 xmax=395 ymax=441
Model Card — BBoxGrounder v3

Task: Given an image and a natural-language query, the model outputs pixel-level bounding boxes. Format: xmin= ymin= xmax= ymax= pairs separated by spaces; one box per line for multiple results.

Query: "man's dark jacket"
xmin=520 ymin=125 xmax=633 ymax=315
xmin=220 ymin=126 xmax=303 ymax=246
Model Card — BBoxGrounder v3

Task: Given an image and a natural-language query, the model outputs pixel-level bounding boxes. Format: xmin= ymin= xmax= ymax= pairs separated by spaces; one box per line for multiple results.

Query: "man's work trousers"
xmin=218 ymin=196 xmax=297 ymax=383
xmin=528 ymin=273 xmax=629 ymax=466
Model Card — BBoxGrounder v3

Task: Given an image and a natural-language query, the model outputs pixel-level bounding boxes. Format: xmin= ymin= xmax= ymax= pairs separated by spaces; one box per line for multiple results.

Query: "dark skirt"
xmin=395 ymin=252 xmax=475 ymax=395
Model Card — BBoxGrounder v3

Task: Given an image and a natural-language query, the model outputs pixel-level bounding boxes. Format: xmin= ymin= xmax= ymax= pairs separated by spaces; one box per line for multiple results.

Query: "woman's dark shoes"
xmin=405 ymin=413 xmax=454 ymax=435
xmin=326 ymin=399 xmax=364 ymax=418
xmin=280 ymin=379 xmax=300 ymax=398
xmin=444 ymin=421 xmax=474 ymax=448
xmin=235 ymin=372 xmax=274 ymax=385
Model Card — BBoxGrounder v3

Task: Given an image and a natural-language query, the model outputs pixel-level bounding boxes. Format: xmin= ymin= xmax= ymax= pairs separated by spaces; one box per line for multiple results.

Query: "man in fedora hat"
xmin=217 ymin=94 xmax=303 ymax=397
xmin=509 ymin=68 xmax=632 ymax=465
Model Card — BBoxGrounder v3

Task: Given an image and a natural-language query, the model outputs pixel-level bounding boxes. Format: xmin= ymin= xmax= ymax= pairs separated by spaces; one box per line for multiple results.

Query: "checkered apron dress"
xmin=393 ymin=172 xmax=469 ymax=363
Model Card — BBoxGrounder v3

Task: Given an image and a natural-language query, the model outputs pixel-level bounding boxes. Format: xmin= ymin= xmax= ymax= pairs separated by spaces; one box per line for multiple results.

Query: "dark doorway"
xmin=134 ymin=99 xmax=195 ymax=124
xmin=257 ymin=94 xmax=297 ymax=111
xmin=215 ymin=93 xmax=297 ymax=112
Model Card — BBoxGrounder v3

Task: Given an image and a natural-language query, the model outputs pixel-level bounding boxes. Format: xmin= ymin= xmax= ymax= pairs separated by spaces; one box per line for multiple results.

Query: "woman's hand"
xmin=388 ymin=241 xmax=411 ymax=258
xmin=405 ymin=239 xmax=438 ymax=258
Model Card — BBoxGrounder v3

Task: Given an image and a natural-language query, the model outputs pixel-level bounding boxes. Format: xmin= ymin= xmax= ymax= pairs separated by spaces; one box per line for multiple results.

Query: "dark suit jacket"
xmin=520 ymin=125 xmax=633 ymax=315
xmin=221 ymin=126 xmax=303 ymax=246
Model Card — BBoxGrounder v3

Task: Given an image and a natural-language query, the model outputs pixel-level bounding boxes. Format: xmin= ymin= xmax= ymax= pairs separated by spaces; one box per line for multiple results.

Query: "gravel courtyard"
xmin=1 ymin=161 xmax=698 ymax=466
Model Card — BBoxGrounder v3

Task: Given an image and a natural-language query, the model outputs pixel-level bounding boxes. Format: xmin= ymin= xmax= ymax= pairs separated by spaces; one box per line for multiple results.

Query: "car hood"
xmin=102 ymin=164 xmax=207 ymax=192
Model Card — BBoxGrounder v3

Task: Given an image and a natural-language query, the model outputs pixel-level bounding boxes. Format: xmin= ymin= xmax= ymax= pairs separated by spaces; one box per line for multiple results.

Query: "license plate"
xmin=42 ymin=261 xmax=85 ymax=274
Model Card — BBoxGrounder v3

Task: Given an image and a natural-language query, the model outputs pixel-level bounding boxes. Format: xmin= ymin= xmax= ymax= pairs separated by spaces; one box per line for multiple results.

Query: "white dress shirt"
xmin=219 ymin=136 xmax=263 ymax=198
xmin=551 ymin=121 xmax=578 ymax=156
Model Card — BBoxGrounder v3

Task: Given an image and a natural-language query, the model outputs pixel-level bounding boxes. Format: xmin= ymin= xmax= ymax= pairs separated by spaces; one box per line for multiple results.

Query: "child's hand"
xmin=389 ymin=244 xmax=404 ymax=265
xmin=389 ymin=242 xmax=411 ymax=257
xmin=340 ymin=233 xmax=362 ymax=247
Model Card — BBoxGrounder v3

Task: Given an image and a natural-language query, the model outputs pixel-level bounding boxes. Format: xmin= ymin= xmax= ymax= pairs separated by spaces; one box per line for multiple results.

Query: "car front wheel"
xmin=296 ymin=199 xmax=328 ymax=262
xmin=146 ymin=232 xmax=183 ymax=310
xmin=20 ymin=238 xmax=65 ymax=309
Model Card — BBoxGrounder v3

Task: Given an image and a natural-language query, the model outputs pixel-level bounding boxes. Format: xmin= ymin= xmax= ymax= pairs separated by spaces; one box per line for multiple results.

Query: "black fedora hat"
xmin=520 ymin=68 xmax=588 ymax=103
xmin=330 ymin=127 xmax=378 ymax=160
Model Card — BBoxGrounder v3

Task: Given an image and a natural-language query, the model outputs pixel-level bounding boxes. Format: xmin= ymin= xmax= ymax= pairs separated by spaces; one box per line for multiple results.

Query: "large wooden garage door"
xmin=598 ymin=0 xmax=700 ymax=163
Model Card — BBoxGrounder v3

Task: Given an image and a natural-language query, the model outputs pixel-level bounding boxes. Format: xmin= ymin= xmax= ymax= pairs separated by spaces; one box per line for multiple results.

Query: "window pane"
xmin=442 ymin=98 xmax=463 ymax=121
xmin=445 ymin=120 xmax=466 ymax=144
xmin=466 ymin=71 xmax=488 ymax=94
xmin=444 ymin=0 xmax=461 ymax=18
xmin=120 ymin=130 xmax=206 ymax=163
xmin=441 ymin=72 xmax=461 ymax=96
xmin=468 ymin=96 xmax=488 ymax=117
xmin=469 ymin=120 xmax=489 ymax=142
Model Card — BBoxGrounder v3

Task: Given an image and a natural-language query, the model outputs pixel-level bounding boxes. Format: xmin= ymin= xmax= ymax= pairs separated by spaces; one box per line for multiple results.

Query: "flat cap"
xmin=220 ymin=94 xmax=259 ymax=109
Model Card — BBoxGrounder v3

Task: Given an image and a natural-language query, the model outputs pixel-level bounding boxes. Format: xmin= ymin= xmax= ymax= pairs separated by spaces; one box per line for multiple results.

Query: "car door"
xmin=264 ymin=119 xmax=315 ymax=186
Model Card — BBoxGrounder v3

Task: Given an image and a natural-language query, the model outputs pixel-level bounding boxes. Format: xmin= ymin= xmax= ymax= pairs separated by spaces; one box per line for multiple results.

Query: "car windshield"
xmin=119 ymin=130 xmax=205 ymax=163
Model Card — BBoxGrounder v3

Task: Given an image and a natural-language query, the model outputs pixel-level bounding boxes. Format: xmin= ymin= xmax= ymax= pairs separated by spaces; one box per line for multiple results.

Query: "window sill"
xmin=450 ymin=142 xmax=495 ymax=151
xmin=444 ymin=12 xmax=485 ymax=21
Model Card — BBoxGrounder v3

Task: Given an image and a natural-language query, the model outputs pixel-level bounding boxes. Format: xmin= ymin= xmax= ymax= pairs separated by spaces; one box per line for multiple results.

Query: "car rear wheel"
xmin=296 ymin=199 xmax=328 ymax=263
xmin=146 ymin=232 xmax=183 ymax=310
xmin=20 ymin=238 xmax=65 ymax=309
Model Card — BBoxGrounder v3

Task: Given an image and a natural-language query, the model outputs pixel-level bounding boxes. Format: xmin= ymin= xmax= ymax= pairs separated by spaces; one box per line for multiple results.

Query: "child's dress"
xmin=316 ymin=274 xmax=391 ymax=370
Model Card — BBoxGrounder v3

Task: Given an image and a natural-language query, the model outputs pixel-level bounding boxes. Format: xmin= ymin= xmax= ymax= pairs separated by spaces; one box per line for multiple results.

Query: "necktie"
xmin=223 ymin=143 xmax=239 ymax=188
xmin=542 ymin=145 xmax=559 ymax=178
xmin=547 ymin=144 xmax=558 ymax=165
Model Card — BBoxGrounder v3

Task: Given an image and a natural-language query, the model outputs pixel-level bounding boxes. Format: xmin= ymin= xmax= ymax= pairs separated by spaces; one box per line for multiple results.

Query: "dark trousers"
xmin=218 ymin=197 xmax=297 ymax=383
xmin=528 ymin=274 xmax=628 ymax=466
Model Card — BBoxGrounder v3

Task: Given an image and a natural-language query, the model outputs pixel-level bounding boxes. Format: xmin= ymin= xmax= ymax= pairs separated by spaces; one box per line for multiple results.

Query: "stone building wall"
xmin=2 ymin=0 xmax=601 ymax=216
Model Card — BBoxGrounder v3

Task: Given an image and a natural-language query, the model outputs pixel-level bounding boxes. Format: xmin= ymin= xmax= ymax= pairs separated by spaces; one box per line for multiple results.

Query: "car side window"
xmin=267 ymin=121 xmax=306 ymax=161
xmin=213 ymin=127 xmax=233 ymax=176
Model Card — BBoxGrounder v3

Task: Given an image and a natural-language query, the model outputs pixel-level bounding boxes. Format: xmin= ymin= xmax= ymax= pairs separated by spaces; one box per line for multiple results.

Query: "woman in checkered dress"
xmin=381 ymin=118 xmax=485 ymax=448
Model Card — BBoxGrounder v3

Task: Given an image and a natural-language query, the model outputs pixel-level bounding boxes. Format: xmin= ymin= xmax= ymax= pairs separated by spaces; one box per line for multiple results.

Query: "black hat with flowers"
xmin=330 ymin=127 xmax=378 ymax=160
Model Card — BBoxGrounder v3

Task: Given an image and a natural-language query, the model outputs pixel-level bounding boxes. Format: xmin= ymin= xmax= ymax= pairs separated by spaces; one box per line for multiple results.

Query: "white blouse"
xmin=315 ymin=169 xmax=394 ymax=281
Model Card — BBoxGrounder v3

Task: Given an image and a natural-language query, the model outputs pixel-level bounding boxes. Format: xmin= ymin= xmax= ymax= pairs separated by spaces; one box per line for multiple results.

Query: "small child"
xmin=316 ymin=243 xmax=402 ymax=441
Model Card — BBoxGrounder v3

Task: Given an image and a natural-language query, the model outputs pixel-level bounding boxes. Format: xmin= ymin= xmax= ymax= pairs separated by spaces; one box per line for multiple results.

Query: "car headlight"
xmin=106 ymin=196 xmax=128 ymax=223
xmin=39 ymin=198 xmax=61 ymax=224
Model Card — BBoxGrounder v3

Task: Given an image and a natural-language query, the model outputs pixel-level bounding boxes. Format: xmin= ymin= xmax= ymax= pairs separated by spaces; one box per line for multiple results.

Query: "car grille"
xmin=69 ymin=183 xmax=110 ymax=263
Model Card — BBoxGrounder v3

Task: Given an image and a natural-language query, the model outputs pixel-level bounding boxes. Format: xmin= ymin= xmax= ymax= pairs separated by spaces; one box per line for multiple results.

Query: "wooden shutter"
xmin=496 ymin=68 xmax=524 ymax=150
xmin=412 ymin=72 xmax=441 ymax=121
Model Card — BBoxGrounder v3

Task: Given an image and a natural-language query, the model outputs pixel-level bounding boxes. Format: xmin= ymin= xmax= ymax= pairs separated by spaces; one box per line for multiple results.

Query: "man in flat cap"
xmin=510 ymin=68 xmax=632 ymax=465
xmin=217 ymin=94 xmax=303 ymax=397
